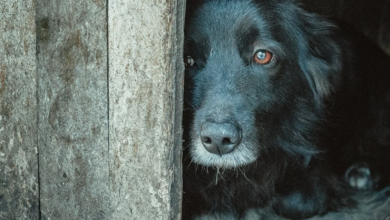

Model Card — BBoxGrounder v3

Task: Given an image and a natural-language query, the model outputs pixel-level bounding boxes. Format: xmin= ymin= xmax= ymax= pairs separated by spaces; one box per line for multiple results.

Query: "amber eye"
xmin=253 ymin=50 xmax=273 ymax=65
xmin=185 ymin=55 xmax=195 ymax=67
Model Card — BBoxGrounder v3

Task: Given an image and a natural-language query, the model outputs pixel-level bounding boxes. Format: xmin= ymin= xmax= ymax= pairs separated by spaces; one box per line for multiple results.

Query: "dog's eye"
xmin=253 ymin=50 xmax=273 ymax=65
xmin=184 ymin=55 xmax=195 ymax=67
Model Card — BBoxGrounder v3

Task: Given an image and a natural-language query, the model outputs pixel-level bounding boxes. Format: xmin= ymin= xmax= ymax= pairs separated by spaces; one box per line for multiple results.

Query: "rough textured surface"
xmin=36 ymin=0 xmax=110 ymax=219
xmin=108 ymin=0 xmax=184 ymax=219
xmin=0 ymin=1 xmax=39 ymax=219
xmin=2 ymin=0 xmax=184 ymax=219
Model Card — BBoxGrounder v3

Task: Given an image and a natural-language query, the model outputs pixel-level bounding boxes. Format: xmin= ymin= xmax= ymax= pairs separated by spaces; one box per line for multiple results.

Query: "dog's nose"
xmin=200 ymin=122 xmax=242 ymax=156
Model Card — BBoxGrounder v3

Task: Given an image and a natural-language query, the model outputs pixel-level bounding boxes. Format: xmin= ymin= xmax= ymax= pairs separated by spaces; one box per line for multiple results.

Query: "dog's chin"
xmin=190 ymin=139 xmax=259 ymax=169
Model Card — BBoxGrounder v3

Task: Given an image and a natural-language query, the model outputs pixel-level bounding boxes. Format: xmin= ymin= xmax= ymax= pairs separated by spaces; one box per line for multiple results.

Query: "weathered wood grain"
xmin=0 ymin=1 xmax=39 ymax=219
xmin=36 ymin=0 xmax=110 ymax=219
xmin=108 ymin=0 xmax=185 ymax=219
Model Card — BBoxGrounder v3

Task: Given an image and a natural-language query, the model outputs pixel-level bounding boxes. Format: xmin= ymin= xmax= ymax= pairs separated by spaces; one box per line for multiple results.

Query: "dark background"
xmin=300 ymin=0 xmax=390 ymax=55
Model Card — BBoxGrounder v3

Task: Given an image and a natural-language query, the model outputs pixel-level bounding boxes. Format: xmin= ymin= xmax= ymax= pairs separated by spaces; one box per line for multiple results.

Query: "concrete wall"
xmin=36 ymin=0 xmax=111 ymax=219
xmin=0 ymin=1 xmax=39 ymax=219
xmin=1 ymin=0 xmax=184 ymax=219
xmin=108 ymin=0 xmax=184 ymax=219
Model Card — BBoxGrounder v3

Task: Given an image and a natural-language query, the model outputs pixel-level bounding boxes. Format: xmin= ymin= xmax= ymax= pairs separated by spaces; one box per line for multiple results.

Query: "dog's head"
xmin=184 ymin=0 xmax=344 ymax=168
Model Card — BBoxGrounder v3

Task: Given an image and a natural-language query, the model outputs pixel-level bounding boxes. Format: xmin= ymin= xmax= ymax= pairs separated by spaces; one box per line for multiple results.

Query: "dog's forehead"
xmin=188 ymin=1 xmax=269 ymax=46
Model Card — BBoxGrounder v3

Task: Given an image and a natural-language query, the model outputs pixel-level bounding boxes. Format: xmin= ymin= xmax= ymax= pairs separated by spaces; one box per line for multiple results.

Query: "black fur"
xmin=183 ymin=0 xmax=390 ymax=219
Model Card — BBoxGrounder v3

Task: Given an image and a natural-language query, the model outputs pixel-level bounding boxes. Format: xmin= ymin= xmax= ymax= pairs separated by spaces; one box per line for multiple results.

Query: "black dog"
xmin=183 ymin=0 xmax=390 ymax=219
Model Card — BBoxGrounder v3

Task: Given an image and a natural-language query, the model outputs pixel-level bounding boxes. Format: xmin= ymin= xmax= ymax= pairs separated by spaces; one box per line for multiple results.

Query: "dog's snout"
xmin=200 ymin=122 xmax=242 ymax=156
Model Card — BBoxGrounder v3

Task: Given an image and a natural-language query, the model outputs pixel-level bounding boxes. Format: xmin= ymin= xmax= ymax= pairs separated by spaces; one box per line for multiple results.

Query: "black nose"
xmin=200 ymin=122 xmax=242 ymax=156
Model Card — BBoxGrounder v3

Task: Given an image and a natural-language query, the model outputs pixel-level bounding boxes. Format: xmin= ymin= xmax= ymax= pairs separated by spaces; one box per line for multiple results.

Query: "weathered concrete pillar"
xmin=1 ymin=0 xmax=184 ymax=219
xmin=0 ymin=1 xmax=39 ymax=219
xmin=108 ymin=0 xmax=185 ymax=219
xmin=36 ymin=0 xmax=110 ymax=219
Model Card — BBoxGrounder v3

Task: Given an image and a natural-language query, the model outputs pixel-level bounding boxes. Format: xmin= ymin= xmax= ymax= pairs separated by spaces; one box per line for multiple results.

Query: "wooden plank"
xmin=0 ymin=1 xmax=39 ymax=219
xmin=108 ymin=0 xmax=185 ymax=219
xmin=36 ymin=0 xmax=110 ymax=219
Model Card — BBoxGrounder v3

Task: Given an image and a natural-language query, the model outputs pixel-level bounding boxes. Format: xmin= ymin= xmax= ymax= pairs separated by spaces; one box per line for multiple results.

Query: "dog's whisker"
xmin=238 ymin=167 xmax=254 ymax=185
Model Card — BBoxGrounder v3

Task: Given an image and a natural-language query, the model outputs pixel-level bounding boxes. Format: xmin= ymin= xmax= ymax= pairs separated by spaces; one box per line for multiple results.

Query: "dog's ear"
xmin=279 ymin=3 xmax=345 ymax=103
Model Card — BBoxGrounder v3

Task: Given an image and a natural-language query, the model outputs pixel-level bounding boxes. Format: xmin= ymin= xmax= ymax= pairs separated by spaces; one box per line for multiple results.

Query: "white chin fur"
xmin=190 ymin=139 xmax=258 ymax=169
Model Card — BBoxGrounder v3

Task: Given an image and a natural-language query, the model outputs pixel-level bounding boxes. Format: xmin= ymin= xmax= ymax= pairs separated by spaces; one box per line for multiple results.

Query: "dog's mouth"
xmin=190 ymin=139 xmax=258 ymax=169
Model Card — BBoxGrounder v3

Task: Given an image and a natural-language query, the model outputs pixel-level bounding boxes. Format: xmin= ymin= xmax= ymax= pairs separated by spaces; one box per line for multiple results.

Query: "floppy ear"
xmin=279 ymin=3 xmax=344 ymax=102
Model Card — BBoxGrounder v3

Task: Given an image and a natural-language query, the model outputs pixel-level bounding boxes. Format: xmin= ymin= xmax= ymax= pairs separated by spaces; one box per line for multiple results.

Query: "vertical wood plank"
xmin=36 ymin=0 xmax=110 ymax=219
xmin=108 ymin=0 xmax=185 ymax=219
xmin=0 ymin=1 xmax=39 ymax=219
